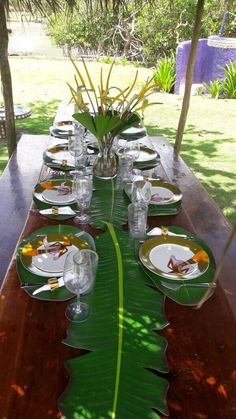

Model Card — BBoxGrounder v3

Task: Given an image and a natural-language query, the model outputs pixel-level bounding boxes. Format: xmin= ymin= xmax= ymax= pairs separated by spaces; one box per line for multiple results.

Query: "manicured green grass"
xmin=1 ymin=57 xmax=236 ymax=224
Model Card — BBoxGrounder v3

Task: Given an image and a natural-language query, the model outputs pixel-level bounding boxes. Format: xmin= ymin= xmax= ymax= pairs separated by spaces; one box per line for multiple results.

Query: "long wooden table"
xmin=0 ymin=134 xmax=236 ymax=418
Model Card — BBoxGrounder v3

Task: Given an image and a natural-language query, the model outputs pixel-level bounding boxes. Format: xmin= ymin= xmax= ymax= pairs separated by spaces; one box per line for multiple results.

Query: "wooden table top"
xmin=0 ymin=135 xmax=235 ymax=419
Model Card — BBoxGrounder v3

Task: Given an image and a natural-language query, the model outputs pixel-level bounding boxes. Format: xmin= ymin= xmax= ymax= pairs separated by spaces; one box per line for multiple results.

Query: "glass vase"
xmin=93 ymin=134 xmax=118 ymax=179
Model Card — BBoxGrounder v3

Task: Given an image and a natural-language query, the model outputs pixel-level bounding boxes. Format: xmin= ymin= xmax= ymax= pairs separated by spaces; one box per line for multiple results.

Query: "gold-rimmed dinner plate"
xmin=150 ymin=181 xmax=182 ymax=205
xmin=33 ymin=179 xmax=76 ymax=205
xmin=119 ymin=126 xmax=147 ymax=139
xmin=45 ymin=144 xmax=74 ymax=165
xmin=139 ymin=236 xmax=209 ymax=280
xmin=136 ymin=147 xmax=158 ymax=162
xmin=20 ymin=233 xmax=90 ymax=277
xmin=46 ymin=144 xmax=68 ymax=156
xmin=42 ymin=189 xmax=75 ymax=205
xmin=118 ymin=146 xmax=158 ymax=162
xmin=53 ymin=123 xmax=74 ymax=133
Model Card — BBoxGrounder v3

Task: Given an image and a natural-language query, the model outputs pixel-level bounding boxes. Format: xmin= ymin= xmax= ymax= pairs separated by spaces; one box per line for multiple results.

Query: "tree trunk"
xmin=174 ymin=0 xmax=205 ymax=154
xmin=225 ymin=0 xmax=233 ymax=11
xmin=0 ymin=3 xmax=16 ymax=157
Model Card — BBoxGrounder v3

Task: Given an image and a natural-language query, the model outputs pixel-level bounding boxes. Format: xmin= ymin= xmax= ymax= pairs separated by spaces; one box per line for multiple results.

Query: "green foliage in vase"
xmin=68 ymin=57 xmax=160 ymax=140
xmin=153 ymin=55 xmax=176 ymax=93
xmin=222 ymin=61 xmax=236 ymax=99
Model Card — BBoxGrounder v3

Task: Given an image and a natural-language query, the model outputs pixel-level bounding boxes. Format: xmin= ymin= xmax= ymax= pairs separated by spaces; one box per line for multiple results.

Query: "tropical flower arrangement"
xmin=67 ymin=57 xmax=158 ymax=178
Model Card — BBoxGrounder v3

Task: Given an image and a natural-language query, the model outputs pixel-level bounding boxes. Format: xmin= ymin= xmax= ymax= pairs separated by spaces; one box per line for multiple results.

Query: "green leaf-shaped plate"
xmin=33 ymin=178 xmax=77 ymax=220
xmin=17 ymin=225 xmax=96 ymax=301
xmin=139 ymin=226 xmax=216 ymax=306
xmin=43 ymin=144 xmax=74 ymax=171
xmin=124 ymin=181 xmax=182 ymax=216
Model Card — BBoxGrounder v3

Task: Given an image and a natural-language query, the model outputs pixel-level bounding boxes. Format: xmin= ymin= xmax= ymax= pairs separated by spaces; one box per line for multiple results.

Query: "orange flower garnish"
xmin=48 ymin=146 xmax=58 ymax=153
xmin=41 ymin=181 xmax=53 ymax=190
xmin=193 ymin=250 xmax=209 ymax=263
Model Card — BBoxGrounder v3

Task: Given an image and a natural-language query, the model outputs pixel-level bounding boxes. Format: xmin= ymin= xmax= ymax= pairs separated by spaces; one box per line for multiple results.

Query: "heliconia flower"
xmin=67 ymin=57 xmax=160 ymax=140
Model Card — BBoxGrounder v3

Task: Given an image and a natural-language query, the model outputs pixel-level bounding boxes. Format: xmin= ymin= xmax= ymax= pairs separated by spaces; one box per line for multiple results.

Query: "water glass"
xmin=128 ymin=202 xmax=148 ymax=239
xmin=118 ymin=154 xmax=134 ymax=184
xmin=63 ymin=249 xmax=99 ymax=323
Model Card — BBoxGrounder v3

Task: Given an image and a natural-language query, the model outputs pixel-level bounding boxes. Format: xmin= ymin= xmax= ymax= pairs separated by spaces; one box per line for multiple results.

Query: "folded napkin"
xmin=33 ymin=277 xmax=64 ymax=296
xmin=131 ymin=175 xmax=144 ymax=182
xmin=40 ymin=206 xmax=76 ymax=216
xmin=147 ymin=227 xmax=188 ymax=238
xmin=54 ymin=103 xmax=75 ymax=125
xmin=52 ymin=158 xmax=75 ymax=167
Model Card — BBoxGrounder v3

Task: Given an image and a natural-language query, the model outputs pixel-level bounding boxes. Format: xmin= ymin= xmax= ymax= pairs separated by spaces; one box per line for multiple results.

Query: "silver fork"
xmin=160 ymin=281 xmax=216 ymax=291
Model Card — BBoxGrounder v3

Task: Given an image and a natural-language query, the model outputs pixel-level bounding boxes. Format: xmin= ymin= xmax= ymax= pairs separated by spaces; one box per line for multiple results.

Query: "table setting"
xmin=15 ymin=126 xmax=216 ymax=417
xmin=11 ymin=59 xmax=219 ymax=419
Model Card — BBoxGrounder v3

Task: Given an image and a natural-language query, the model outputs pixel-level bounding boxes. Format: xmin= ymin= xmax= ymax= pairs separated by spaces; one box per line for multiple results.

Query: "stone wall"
xmin=175 ymin=36 xmax=236 ymax=94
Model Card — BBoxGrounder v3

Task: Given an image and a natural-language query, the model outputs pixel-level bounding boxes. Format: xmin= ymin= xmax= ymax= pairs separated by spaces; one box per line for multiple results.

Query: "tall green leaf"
xmin=90 ymin=178 xmax=129 ymax=229
xmin=60 ymin=225 xmax=169 ymax=419
xmin=73 ymin=112 xmax=140 ymax=140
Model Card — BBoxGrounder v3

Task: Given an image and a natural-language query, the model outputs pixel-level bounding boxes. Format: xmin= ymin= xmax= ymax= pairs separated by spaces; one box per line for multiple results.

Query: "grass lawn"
xmin=1 ymin=57 xmax=236 ymax=225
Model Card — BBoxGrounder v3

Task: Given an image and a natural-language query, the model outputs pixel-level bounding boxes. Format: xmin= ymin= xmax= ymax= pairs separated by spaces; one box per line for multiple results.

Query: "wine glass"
xmin=124 ymin=140 xmax=140 ymax=163
xmin=72 ymin=175 xmax=93 ymax=224
xmin=63 ymin=249 xmax=98 ymax=323
xmin=68 ymin=127 xmax=84 ymax=170
xmin=131 ymin=180 xmax=152 ymax=204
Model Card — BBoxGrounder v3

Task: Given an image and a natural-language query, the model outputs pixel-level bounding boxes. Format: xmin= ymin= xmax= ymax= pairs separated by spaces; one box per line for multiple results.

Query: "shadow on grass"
xmin=147 ymin=124 xmax=236 ymax=225
xmin=0 ymin=100 xmax=59 ymax=175
xmin=16 ymin=99 xmax=59 ymax=135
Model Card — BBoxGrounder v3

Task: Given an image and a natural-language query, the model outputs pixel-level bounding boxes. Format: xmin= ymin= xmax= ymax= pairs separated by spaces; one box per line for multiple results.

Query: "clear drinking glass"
xmin=68 ymin=127 xmax=84 ymax=169
xmin=131 ymin=180 xmax=152 ymax=204
xmin=128 ymin=202 xmax=148 ymax=239
xmin=63 ymin=249 xmax=99 ymax=322
xmin=72 ymin=175 xmax=93 ymax=224
xmin=118 ymin=154 xmax=134 ymax=185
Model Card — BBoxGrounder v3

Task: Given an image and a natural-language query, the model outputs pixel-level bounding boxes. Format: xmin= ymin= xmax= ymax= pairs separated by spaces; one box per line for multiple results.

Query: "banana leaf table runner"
xmin=60 ymin=224 xmax=169 ymax=419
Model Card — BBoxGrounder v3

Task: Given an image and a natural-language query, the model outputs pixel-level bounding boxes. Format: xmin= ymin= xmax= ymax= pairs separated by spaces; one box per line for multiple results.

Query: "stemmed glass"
xmin=63 ymin=249 xmax=99 ymax=322
xmin=68 ymin=125 xmax=84 ymax=170
xmin=131 ymin=180 xmax=152 ymax=204
xmin=72 ymin=175 xmax=93 ymax=224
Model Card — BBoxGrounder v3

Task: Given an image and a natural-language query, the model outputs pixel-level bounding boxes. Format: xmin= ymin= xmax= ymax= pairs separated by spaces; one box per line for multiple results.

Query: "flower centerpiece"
xmin=68 ymin=57 xmax=158 ymax=178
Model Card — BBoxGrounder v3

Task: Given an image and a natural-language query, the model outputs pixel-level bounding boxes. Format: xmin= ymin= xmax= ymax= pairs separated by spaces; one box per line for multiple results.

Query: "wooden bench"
xmin=0 ymin=134 xmax=235 ymax=418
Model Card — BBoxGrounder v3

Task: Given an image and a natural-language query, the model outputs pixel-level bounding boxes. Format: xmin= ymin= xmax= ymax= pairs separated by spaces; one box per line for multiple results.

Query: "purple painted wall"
xmin=175 ymin=36 xmax=236 ymax=93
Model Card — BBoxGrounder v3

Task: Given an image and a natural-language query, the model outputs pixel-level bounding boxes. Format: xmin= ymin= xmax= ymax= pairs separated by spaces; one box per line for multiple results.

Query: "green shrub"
xmin=153 ymin=54 xmax=176 ymax=93
xmin=47 ymin=1 xmax=231 ymax=65
xmin=223 ymin=61 xmax=236 ymax=98
xmin=204 ymin=80 xmax=223 ymax=99
xmin=102 ymin=56 xmax=114 ymax=64
xmin=120 ymin=56 xmax=128 ymax=66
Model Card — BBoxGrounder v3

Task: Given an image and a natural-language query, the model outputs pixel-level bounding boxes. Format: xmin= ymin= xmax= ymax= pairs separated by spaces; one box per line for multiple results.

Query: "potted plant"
xmin=68 ymin=57 xmax=158 ymax=178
